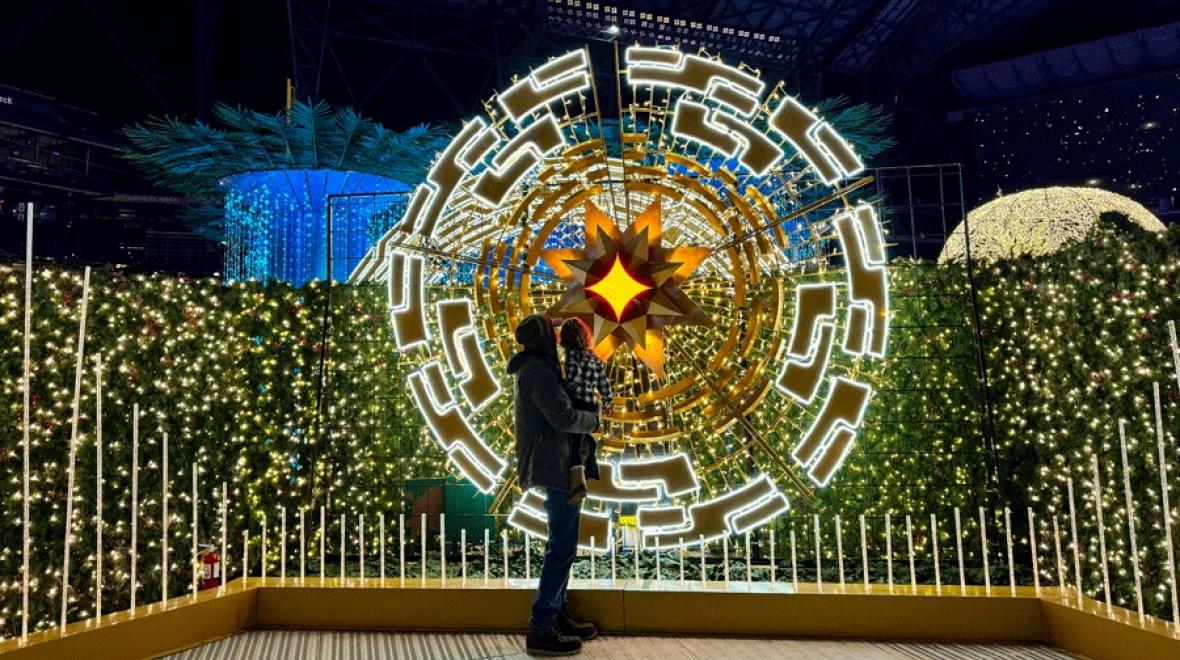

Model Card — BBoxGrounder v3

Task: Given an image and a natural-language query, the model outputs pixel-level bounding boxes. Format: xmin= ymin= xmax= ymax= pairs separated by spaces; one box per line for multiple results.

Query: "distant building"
xmin=0 ymin=83 xmax=222 ymax=275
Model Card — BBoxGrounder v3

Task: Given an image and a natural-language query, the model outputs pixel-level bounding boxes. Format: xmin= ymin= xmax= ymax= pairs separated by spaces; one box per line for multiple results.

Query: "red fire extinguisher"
xmin=198 ymin=545 xmax=221 ymax=590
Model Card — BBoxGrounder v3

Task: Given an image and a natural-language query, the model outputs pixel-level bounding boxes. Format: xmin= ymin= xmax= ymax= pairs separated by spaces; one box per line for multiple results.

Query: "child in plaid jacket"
xmin=559 ymin=318 xmax=611 ymax=504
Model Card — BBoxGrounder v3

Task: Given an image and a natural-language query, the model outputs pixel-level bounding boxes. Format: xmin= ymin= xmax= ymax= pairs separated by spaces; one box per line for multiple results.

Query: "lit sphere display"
xmin=353 ymin=45 xmax=890 ymax=547
xmin=939 ymin=186 xmax=1167 ymax=264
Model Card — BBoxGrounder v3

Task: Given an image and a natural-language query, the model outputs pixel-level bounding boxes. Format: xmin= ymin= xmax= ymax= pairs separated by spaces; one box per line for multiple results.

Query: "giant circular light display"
xmin=353 ymin=46 xmax=889 ymax=549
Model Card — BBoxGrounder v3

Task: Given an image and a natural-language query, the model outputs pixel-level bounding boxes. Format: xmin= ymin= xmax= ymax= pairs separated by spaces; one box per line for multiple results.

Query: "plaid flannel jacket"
xmin=563 ymin=348 xmax=611 ymax=406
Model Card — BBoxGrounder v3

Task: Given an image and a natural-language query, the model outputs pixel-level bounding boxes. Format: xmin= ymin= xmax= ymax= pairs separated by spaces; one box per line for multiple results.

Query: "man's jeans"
xmin=529 ymin=487 xmax=581 ymax=630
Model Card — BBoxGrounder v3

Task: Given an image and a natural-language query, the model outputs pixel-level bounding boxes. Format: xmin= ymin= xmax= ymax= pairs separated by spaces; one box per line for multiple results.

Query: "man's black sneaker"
xmin=526 ymin=624 xmax=583 ymax=656
xmin=558 ymin=610 xmax=598 ymax=641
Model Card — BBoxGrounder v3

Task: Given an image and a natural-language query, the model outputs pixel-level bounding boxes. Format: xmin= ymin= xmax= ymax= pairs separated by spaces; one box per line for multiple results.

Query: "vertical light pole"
xmin=1154 ymin=383 xmax=1179 ymax=626
xmin=61 ymin=266 xmax=91 ymax=628
xmin=1091 ymin=455 xmax=1112 ymax=616
xmin=191 ymin=464 xmax=198 ymax=596
xmin=131 ymin=404 xmax=140 ymax=611
xmin=1117 ymin=420 xmax=1144 ymax=622
xmin=162 ymin=432 xmax=169 ymax=605
xmin=20 ymin=202 xmax=34 ymax=642
xmin=94 ymin=356 xmax=104 ymax=617
xmin=220 ymin=482 xmax=227 ymax=588
xmin=1067 ymin=477 xmax=1082 ymax=607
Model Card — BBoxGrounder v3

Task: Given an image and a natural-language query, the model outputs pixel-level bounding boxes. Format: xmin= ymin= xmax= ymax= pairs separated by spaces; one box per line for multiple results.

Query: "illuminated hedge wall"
xmin=0 ymin=272 xmax=424 ymax=633
xmin=979 ymin=215 xmax=1180 ymax=614
xmin=1 ymin=213 xmax=1179 ymax=634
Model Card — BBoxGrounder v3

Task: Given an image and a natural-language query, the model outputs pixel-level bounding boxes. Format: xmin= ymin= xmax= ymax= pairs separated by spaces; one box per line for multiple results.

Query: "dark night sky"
xmin=0 ymin=1 xmax=541 ymax=132
xmin=970 ymin=71 xmax=1180 ymax=205
xmin=2 ymin=1 xmax=1177 ymax=133
xmin=0 ymin=2 xmax=291 ymax=128
xmin=2 ymin=0 xmax=1179 ymax=227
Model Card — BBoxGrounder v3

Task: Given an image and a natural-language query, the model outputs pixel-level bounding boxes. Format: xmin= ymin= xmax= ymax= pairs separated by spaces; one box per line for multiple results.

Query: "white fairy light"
xmin=940 ymin=186 xmax=1166 ymax=263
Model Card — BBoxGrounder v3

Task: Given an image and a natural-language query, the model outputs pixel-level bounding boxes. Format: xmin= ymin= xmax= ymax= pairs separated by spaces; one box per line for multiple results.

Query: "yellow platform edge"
xmin=2 ymin=579 xmax=1178 ymax=660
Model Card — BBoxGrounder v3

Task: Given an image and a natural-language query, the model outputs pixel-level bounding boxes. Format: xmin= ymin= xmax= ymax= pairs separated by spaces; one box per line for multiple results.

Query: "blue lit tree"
xmin=125 ymin=96 xmax=890 ymax=285
xmin=124 ymin=100 xmax=453 ymax=284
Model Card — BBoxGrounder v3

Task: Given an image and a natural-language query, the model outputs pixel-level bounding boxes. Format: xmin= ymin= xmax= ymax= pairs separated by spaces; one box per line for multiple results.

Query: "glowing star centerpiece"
xmin=540 ymin=199 xmax=710 ymax=378
xmin=585 ymin=256 xmax=652 ymax=320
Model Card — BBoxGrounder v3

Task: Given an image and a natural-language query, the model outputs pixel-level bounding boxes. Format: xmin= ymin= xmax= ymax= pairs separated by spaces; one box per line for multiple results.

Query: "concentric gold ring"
xmin=353 ymin=44 xmax=889 ymax=547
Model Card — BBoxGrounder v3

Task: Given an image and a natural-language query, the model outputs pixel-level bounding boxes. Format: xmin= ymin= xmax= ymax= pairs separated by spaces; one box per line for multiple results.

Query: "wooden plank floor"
xmin=164 ymin=630 xmax=1083 ymax=659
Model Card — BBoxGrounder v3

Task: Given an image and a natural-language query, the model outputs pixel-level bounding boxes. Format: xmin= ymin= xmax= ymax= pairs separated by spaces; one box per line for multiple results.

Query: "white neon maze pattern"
xmin=350 ymin=44 xmax=889 ymax=545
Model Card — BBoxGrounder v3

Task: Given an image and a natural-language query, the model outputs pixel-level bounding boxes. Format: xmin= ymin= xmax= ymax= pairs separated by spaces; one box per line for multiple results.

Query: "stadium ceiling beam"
xmin=324 ymin=30 xmax=494 ymax=59
xmin=890 ymin=0 xmax=1052 ymax=79
xmin=708 ymin=0 xmax=819 ymax=34
xmin=0 ymin=0 xmax=63 ymax=60
xmin=82 ymin=0 xmax=173 ymax=115
xmin=805 ymin=0 xmax=890 ymax=70
xmin=415 ymin=49 xmax=467 ymax=117
xmin=287 ymin=0 xmax=532 ymax=105
xmin=827 ymin=0 xmax=920 ymax=74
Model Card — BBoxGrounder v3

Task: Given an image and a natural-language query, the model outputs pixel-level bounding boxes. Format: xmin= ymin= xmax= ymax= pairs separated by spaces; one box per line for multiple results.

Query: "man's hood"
xmin=508 ymin=314 xmax=558 ymax=375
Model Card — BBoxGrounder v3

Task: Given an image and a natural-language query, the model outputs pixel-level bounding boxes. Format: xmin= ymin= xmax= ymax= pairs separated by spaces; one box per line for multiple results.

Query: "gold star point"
xmin=540 ymin=199 xmax=711 ymax=378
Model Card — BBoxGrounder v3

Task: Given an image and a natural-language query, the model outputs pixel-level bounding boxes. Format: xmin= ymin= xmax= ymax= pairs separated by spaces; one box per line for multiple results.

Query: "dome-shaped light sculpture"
xmin=939 ymin=187 xmax=1166 ymax=264
xmin=123 ymin=100 xmax=452 ymax=285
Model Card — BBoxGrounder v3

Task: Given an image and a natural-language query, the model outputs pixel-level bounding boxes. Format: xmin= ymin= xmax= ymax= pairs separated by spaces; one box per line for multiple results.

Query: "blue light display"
xmin=221 ymin=169 xmax=410 ymax=285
